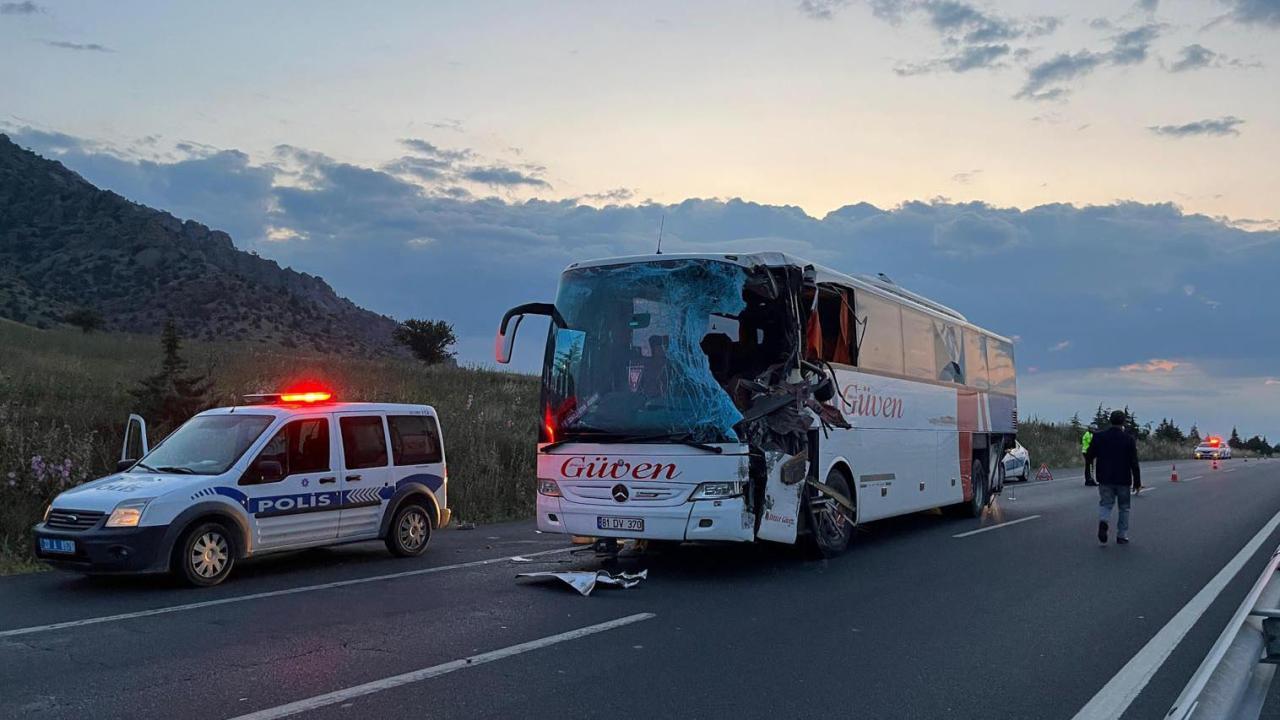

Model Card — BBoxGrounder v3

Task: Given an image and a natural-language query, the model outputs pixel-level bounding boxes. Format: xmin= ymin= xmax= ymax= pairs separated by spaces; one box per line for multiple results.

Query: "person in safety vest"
xmin=1082 ymin=424 xmax=1098 ymax=486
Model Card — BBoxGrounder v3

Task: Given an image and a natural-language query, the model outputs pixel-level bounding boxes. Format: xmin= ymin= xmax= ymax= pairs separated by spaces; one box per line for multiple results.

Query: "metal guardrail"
xmin=1168 ymin=545 xmax=1280 ymax=720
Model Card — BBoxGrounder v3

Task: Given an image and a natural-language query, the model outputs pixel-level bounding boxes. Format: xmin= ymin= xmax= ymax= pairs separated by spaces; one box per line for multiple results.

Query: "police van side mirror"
xmin=495 ymin=302 xmax=557 ymax=364
xmin=253 ymin=460 xmax=285 ymax=483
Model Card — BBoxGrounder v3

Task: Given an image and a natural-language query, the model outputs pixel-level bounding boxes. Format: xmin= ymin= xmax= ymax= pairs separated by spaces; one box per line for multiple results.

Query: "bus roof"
xmin=563 ymin=252 xmax=1012 ymax=344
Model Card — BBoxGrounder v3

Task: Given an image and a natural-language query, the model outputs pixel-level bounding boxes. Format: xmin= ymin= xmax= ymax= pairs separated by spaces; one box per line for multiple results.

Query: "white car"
xmin=1194 ymin=441 xmax=1231 ymax=460
xmin=33 ymin=390 xmax=450 ymax=586
xmin=1003 ymin=440 xmax=1031 ymax=481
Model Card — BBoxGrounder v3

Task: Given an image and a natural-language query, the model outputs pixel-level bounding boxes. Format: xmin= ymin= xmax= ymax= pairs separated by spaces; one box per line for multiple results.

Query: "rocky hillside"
xmin=0 ymin=134 xmax=400 ymax=355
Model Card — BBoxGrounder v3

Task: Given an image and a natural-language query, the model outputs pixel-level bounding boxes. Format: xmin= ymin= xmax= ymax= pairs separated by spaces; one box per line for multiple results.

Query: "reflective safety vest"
xmin=1081 ymin=430 xmax=1093 ymax=454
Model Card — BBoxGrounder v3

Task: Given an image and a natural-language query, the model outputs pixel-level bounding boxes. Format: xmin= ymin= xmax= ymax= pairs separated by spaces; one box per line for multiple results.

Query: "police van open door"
xmin=119 ymin=414 xmax=149 ymax=471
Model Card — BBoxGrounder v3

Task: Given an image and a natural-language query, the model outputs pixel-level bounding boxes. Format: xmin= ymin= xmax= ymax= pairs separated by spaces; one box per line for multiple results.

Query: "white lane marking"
xmin=1069 ymin=508 xmax=1280 ymax=720
xmin=1135 ymin=486 xmax=1158 ymax=495
xmin=225 ymin=613 xmax=656 ymax=720
xmin=953 ymin=515 xmax=1042 ymax=538
xmin=0 ymin=546 xmax=573 ymax=639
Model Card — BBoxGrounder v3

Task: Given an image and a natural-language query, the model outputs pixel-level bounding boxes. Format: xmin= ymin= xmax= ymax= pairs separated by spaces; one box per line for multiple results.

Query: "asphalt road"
xmin=2 ymin=457 xmax=1279 ymax=720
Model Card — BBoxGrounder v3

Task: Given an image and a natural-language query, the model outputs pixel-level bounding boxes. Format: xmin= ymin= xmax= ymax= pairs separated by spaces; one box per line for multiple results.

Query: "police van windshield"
xmin=132 ymin=414 xmax=274 ymax=476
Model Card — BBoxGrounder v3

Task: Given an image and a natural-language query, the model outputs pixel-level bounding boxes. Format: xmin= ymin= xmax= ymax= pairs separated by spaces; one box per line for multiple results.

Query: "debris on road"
xmin=517 ymin=569 xmax=648 ymax=596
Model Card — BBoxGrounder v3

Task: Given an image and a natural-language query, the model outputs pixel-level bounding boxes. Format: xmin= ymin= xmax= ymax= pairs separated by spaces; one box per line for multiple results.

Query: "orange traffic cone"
xmin=1212 ymin=458 xmax=1220 ymax=471
xmin=1171 ymin=464 xmax=1179 ymax=482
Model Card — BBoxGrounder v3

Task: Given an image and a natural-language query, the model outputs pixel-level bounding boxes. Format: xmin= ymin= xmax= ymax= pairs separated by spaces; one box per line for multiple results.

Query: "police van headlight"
xmin=537 ymin=479 xmax=562 ymax=497
xmin=690 ymin=482 xmax=743 ymax=500
xmin=106 ymin=498 xmax=153 ymax=528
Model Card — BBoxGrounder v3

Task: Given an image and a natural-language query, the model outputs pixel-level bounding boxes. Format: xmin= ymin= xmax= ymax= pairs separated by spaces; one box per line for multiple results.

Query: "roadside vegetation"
xmin=0 ymin=319 xmax=538 ymax=571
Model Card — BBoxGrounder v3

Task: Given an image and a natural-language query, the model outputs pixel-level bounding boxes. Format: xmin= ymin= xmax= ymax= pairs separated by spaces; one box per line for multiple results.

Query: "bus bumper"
xmin=537 ymin=494 xmax=754 ymax=542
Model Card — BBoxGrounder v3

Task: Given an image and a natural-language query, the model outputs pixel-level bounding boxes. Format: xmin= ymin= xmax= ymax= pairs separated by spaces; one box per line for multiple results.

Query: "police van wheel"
xmin=386 ymin=503 xmax=432 ymax=557
xmin=174 ymin=521 xmax=235 ymax=587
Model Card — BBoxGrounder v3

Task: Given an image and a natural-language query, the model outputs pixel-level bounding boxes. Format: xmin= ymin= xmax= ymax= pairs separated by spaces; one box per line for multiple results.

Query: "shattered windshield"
xmin=542 ymin=259 xmax=755 ymax=444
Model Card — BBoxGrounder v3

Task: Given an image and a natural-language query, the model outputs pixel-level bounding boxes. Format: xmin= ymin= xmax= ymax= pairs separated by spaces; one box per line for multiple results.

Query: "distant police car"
xmin=1194 ymin=436 xmax=1231 ymax=460
xmin=32 ymin=389 xmax=450 ymax=586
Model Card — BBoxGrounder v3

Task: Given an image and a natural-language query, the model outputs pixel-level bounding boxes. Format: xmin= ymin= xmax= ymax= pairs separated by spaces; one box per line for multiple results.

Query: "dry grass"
xmin=0 ymin=320 xmax=539 ymax=569
xmin=1017 ymin=417 xmax=1192 ymax=469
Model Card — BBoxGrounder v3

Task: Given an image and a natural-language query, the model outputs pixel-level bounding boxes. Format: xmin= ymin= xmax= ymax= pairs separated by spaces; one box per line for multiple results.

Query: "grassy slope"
xmin=0 ymin=320 xmax=538 ymax=570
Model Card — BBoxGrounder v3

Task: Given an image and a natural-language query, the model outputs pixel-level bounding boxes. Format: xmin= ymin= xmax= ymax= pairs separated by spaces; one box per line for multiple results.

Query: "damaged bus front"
xmin=496 ymin=253 xmax=858 ymax=555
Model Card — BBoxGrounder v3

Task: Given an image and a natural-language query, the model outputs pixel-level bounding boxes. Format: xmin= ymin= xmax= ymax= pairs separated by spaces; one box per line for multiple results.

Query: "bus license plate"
xmin=597 ymin=516 xmax=644 ymax=532
xmin=39 ymin=537 xmax=76 ymax=554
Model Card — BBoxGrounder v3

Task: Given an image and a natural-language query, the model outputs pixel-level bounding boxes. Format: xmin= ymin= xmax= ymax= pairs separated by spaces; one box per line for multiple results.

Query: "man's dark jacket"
xmin=1084 ymin=426 xmax=1141 ymax=488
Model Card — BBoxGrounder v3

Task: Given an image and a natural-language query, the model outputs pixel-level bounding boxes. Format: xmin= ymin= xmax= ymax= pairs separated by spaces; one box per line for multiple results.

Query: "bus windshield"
xmin=543 ymin=258 xmax=782 ymax=444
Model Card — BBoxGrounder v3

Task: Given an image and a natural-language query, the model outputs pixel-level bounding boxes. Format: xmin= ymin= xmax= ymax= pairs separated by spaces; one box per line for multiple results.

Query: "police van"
xmin=32 ymin=389 xmax=451 ymax=586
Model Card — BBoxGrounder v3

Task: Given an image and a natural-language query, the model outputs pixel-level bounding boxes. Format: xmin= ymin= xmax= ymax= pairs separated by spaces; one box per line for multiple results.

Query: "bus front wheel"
xmin=805 ymin=467 xmax=854 ymax=558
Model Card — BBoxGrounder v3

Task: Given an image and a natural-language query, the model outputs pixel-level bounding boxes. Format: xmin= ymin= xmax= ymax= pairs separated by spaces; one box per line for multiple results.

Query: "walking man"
xmin=1082 ymin=424 xmax=1097 ymax=486
xmin=1086 ymin=410 xmax=1142 ymax=545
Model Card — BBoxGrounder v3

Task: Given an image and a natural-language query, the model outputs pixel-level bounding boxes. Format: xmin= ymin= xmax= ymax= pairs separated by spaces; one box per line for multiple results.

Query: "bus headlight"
xmin=690 ymin=482 xmax=743 ymax=500
xmin=106 ymin=499 xmax=153 ymax=528
xmin=537 ymin=479 xmax=562 ymax=497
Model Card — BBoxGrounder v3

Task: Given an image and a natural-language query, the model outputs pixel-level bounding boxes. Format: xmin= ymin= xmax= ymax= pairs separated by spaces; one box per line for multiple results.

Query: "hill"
xmin=0 ymin=134 xmax=399 ymax=354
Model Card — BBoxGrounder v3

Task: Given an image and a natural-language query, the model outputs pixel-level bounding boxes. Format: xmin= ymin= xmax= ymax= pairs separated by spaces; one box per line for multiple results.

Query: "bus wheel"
xmin=806 ymin=468 xmax=854 ymax=558
xmin=965 ymin=459 xmax=988 ymax=517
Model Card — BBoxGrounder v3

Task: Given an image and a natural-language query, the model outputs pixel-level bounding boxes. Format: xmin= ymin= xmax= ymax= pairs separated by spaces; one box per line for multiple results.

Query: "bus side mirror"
xmin=495 ymin=302 xmax=558 ymax=364
xmin=496 ymin=315 xmax=523 ymax=365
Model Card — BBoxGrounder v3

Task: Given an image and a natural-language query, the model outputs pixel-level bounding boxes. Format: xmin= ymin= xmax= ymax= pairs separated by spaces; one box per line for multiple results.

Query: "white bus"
xmin=496 ymin=252 xmax=1017 ymax=556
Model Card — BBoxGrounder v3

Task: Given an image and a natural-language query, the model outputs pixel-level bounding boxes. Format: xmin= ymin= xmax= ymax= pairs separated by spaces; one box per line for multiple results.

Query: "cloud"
xmin=1167 ymin=44 xmax=1260 ymax=72
xmin=1050 ymin=340 xmax=1072 ymax=352
xmin=461 ymin=166 xmax=551 ymax=189
xmin=8 ymin=126 xmax=1280 ymax=433
xmin=1137 ymin=0 xmax=1159 ymax=10
xmin=896 ymin=43 xmax=1011 ymax=75
xmin=1119 ymin=358 xmax=1181 ymax=373
xmin=951 ymin=169 xmax=981 ymax=184
xmin=398 ymin=138 xmax=472 ymax=162
xmin=796 ymin=0 xmax=850 ymax=20
xmin=43 ymin=40 xmax=114 ymax=52
xmin=1148 ymin=116 xmax=1245 ymax=138
xmin=917 ymin=1 xmax=1058 ymax=44
xmin=1266 ymin=378 xmax=1280 ymax=386
xmin=1223 ymin=0 xmax=1280 ymax=27
xmin=1018 ymin=51 xmax=1107 ymax=100
xmin=581 ymin=187 xmax=637 ymax=203
xmin=1017 ymin=23 xmax=1161 ymax=100
xmin=0 ymin=1 xmax=41 ymax=14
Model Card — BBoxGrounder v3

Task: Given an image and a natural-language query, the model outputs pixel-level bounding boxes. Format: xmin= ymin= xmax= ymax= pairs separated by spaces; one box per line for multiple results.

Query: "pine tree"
xmin=1070 ymin=412 xmax=1082 ymax=432
xmin=1092 ymin=404 xmax=1109 ymax=428
xmin=1230 ymin=426 xmax=1243 ymax=449
xmin=130 ymin=319 xmax=213 ymax=427
xmin=1188 ymin=424 xmax=1201 ymax=444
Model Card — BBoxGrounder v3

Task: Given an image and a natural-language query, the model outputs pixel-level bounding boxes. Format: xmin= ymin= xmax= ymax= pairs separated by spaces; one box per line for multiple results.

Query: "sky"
xmin=2 ymin=0 xmax=1278 ymax=439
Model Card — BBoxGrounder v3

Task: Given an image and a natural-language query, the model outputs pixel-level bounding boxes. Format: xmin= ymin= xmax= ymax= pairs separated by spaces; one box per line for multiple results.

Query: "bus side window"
xmin=815 ymin=285 xmax=854 ymax=365
xmin=934 ymin=319 xmax=964 ymax=384
xmin=901 ymin=308 xmax=936 ymax=381
xmin=964 ymin=330 xmax=990 ymax=390
xmin=855 ymin=292 xmax=904 ymax=375
xmin=988 ymin=338 xmax=1016 ymax=395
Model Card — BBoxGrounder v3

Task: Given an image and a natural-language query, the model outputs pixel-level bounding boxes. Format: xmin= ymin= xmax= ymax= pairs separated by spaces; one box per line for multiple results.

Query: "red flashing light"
xmin=543 ymin=407 xmax=556 ymax=443
xmin=1209 ymin=437 xmax=1221 ymax=447
xmin=280 ymin=391 xmax=332 ymax=403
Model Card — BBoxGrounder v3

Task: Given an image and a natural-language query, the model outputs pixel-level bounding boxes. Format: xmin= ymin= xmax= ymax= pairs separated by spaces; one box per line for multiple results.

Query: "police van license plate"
xmin=596 ymin=516 xmax=644 ymax=532
xmin=39 ymin=537 xmax=76 ymax=554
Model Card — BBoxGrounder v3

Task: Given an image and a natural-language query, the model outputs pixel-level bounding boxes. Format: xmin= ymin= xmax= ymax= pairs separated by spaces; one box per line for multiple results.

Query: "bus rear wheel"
xmin=964 ymin=459 xmax=988 ymax=517
xmin=805 ymin=467 xmax=854 ymax=558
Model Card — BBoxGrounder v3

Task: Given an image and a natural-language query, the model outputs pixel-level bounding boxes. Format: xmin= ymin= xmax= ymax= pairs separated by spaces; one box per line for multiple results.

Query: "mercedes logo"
xmin=611 ymin=484 xmax=629 ymax=502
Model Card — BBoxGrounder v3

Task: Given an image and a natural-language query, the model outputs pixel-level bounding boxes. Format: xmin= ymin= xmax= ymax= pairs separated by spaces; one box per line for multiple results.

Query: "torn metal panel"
xmin=756 ymin=450 xmax=804 ymax=544
xmin=517 ymin=569 xmax=649 ymax=597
